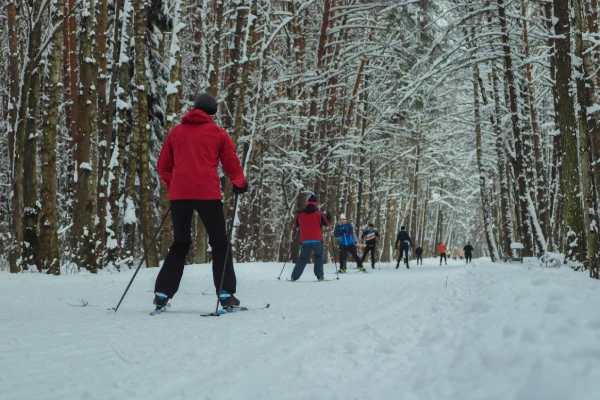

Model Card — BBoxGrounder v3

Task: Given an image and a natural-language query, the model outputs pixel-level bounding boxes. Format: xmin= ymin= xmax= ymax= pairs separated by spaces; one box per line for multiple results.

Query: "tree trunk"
xmin=22 ymin=0 xmax=45 ymax=271
xmin=7 ymin=0 xmax=21 ymax=272
xmin=159 ymin=0 xmax=185 ymax=260
xmin=554 ymin=0 xmax=585 ymax=265
xmin=497 ymin=0 xmax=533 ymax=256
xmin=39 ymin=0 xmax=65 ymax=275
xmin=473 ymin=64 xmax=499 ymax=261
xmin=107 ymin=0 xmax=133 ymax=269
xmin=575 ymin=0 xmax=600 ymax=277
xmin=95 ymin=0 xmax=110 ymax=268
xmin=74 ymin=0 xmax=99 ymax=272
xmin=521 ymin=0 xmax=546 ymax=237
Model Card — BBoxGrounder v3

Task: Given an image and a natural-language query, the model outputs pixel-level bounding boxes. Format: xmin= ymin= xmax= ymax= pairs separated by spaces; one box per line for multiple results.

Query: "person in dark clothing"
xmin=464 ymin=242 xmax=474 ymax=263
xmin=154 ymin=93 xmax=247 ymax=312
xmin=360 ymin=223 xmax=380 ymax=269
xmin=289 ymin=195 xmax=331 ymax=281
xmin=395 ymin=226 xmax=413 ymax=269
xmin=415 ymin=244 xmax=424 ymax=265
xmin=334 ymin=214 xmax=365 ymax=272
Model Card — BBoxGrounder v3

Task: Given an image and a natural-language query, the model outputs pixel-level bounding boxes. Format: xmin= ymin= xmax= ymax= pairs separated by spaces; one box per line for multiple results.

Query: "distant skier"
xmin=289 ymin=195 xmax=331 ymax=282
xmin=463 ymin=242 xmax=474 ymax=263
xmin=154 ymin=93 xmax=247 ymax=313
xmin=437 ymin=242 xmax=448 ymax=265
xmin=395 ymin=226 xmax=413 ymax=269
xmin=334 ymin=214 xmax=365 ymax=273
xmin=360 ymin=223 xmax=380 ymax=269
xmin=415 ymin=244 xmax=424 ymax=265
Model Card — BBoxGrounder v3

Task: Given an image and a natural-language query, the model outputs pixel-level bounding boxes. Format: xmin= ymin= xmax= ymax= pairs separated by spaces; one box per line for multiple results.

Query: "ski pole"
xmin=330 ymin=235 xmax=339 ymax=280
xmin=112 ymin=206 xmax=172 ymax=313
xmin=204 ymin=192 xmax=240 ymax=316
xmin=277 ymin=230 xmax=297 ymax=280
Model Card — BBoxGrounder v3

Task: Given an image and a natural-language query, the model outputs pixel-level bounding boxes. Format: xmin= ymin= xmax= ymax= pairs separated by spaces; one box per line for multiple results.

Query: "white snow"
xmin=1 ymin=259 xmax=599 ymax=399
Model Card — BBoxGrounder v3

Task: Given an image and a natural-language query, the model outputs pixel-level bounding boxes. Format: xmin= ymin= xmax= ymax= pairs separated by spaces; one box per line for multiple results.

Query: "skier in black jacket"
xmin=360 ymin=223 xmax=380 ymax=269
xmin=395 ymin=226 xmax=413 ymax=269
xmin=463 ymin=242 xmax=474 ymax=263
xmin=415 ymin=244 xmax=424 ymax=265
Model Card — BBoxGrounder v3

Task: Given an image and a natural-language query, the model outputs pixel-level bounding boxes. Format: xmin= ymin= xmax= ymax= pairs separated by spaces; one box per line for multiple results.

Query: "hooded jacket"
xmin=334 ymin=222 xmax=356 ymax=246
xmin=437 ymin=243 xmax=447 ymax=255
xmin=293 ymin=205 xmax=331 ymax=242
xmin=157 ymin=109 xmax=247 ymax=200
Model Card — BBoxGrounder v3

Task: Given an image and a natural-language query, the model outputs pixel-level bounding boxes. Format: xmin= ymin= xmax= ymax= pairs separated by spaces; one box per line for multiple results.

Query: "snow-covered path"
xmin=1 ymin=258 xmax=599 ymax=400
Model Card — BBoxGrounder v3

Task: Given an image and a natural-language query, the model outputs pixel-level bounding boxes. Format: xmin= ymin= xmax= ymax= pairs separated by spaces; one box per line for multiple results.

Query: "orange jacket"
xmin=436 ymin=244 xmax=447 ymax=254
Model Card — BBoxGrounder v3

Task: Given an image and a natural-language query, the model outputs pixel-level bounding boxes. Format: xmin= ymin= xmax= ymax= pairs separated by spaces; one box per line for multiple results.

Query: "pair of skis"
xmin=150 ymin=303 xmax=270 ymax=316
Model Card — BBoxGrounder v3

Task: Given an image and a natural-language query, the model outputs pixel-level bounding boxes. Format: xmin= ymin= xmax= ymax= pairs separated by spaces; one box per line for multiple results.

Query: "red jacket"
xmin=293 ymin=206 xmax=331 ymax=242
xmin=157 ymin=109 xmax=247 ymax=200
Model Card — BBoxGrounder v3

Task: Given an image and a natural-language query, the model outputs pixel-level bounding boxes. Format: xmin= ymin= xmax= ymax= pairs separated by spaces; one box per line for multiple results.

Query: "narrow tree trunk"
xmin=542 ymin=1 xmax=563 ymax=251
xmin=131 ymin=0 xmax=159 ymax=268
xmin=521 ymin=0 xmax=546 ymax=237
xmin=22 ymin=0 xmax=44 ymax=271
xmin=159 ymin=0 xmax=185 ymax=260
xmin=95 ymin=0 xmax=110 ymax=268
xmin=7 ymin=0 xmax=21 ymax=272
xmin=108 ymin=0 xmax=133 ymax=269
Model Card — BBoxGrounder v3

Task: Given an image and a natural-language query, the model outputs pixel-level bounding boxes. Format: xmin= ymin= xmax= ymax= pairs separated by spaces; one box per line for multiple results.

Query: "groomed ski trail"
xmin=1 ymin=257 xmax=599 ymax=400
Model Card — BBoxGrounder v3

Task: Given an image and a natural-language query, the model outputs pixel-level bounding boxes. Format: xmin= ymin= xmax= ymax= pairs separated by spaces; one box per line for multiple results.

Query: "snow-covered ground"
xmin=1 ymin=258 xmax=599 ymax=400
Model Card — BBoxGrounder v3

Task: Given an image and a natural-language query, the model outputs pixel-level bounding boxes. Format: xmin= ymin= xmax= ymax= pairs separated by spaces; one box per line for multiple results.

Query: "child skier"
xmin=334 ymin=214 xmax=365 ymax=272
xmin=415 ymin=244 xmax=424 ymax=265
xmin=289 ymin=195 xmax=331 ymax=281
xmin=395 ymin=226 xmax=413 ymax=269
xmin=463 ymin=242 xmax=474 ymax=263
xmin=154 ymin=93 xmax=247 ymax=313
xmin=437 ymin=242 xmax=448 ymax=265
xmin=360 ymin=223 xmax=380 ymax=269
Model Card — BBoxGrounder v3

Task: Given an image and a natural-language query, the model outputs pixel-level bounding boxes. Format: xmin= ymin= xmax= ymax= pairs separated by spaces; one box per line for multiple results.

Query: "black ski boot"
xmin=153 ymin=292 xmax=169 ymax=312
xmin=219 ymin=290 xmax=241 ymax=309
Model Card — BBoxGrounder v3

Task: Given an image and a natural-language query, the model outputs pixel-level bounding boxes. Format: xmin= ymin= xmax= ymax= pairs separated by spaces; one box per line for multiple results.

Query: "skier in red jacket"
xmin=289 ymin=195 xmax=331 ymax=281
xmin=153 ymin=93 xmax=247 ymax=312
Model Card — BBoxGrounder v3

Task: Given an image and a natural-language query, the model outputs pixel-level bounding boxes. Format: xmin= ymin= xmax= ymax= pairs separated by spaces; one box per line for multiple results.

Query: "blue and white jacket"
xmin=334 ymin=223 xmax=356 ymax=247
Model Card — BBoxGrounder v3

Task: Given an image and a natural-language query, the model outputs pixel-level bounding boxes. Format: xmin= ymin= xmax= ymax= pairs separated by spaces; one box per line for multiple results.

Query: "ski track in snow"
xmin=1 ymin=258 xmax=599 ymax=400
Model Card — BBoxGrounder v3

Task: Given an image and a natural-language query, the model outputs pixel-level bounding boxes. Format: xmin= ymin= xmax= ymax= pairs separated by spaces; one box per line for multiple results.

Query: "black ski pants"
xmin=439 ymin=253 xmax=447 ymax=264
xmin=465 ymin=253 xmax=472 ymax=263
xmin=416 ymin=254 xmax=423 ymax=265
xmin=155 ymin=200 xmax=236 ymax=298
xmin=339 ymin=245 xmax=363 ymax=268
xmin=397 ymin=243 xmax=410 ymax=266
xmin=361 ymin=244 xmax=377 ymax=268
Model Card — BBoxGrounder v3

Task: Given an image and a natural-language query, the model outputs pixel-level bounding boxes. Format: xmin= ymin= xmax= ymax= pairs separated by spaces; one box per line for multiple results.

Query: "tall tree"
xmin=554 ymin=0 xmax=585 ymax=264
xmin=39 ymin=0 xmax=65 ymax=275
xmin=75 ymin=0 xmax=99 ymax=272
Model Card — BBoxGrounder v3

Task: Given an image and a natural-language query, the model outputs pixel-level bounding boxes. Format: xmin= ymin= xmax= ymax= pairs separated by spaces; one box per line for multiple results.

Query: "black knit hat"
xmin=193 ymin=93 xmax=218 ymax=115
xmin=307 ymin=195 xmax=318 ymax=205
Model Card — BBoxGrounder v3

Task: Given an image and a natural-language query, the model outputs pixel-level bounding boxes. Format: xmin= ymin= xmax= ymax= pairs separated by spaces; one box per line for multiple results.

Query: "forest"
xmin=1 ymin=0 xmax=599 ymax=280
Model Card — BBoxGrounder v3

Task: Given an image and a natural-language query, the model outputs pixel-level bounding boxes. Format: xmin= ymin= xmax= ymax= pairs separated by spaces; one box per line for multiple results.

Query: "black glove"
xmin=233 ymin=184 xmax=248 ymax=194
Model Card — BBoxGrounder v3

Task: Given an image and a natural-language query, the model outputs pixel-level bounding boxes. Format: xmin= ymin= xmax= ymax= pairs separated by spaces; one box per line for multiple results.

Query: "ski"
xmin=201 ymin=303 xmax=270 ymax=317
xmin=286 ymin=278 xmax=330 ymax=282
